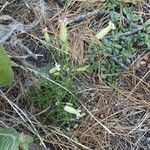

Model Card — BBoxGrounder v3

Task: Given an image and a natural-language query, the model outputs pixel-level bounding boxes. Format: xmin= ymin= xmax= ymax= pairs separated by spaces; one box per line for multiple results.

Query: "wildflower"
xmin=95 ymin=21 xmax=116 ymax=40
xmin=49 ymin=63 xmax=61 ymax=74
xmin=64 ymin=105 xmax=85 ymax=119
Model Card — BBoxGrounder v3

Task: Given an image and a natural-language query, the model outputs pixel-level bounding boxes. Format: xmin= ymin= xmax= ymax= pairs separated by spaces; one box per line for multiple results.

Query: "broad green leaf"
xmin=0 ymin=128 xmax=33 ymax=150
xmin=0 ymin=45 xmax=14 ymax=86
xmin=44 ymin=31 xmax=51 ymax=44
xmin=0 ymin=128 xmax=20 ymax=150
xmin=145 ymin=19 xmax=150 ymax=26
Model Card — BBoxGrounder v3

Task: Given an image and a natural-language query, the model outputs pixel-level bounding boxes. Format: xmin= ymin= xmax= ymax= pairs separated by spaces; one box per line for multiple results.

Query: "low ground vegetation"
xmin=0 ymin=0 xmax=150 ymax=150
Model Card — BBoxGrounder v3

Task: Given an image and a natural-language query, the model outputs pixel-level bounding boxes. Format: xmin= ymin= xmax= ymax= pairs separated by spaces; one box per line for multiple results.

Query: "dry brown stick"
xmin=13 ymin=40 xmax=43 ymax=60
xmin=106 ymin=54 xmax=129 ymax=71
xmin=106 ymin=26 xmax=143 ymax=40
xmin=126 ymin=69 xmax=150 ymax=99
xmin=65 ymin=8 xmax=143 ymax=37
xmin=0 ymin=1 xmax=9 ymax=12
xmin=119 ymin=26 xmax=143 ymax=37
xmin=0 ymin=89 xmax=47 ymax=149
xmin=65 ymin=8 xmax=111 ymax=25
xmin=64 ymin=7 xmax=135 ymax=25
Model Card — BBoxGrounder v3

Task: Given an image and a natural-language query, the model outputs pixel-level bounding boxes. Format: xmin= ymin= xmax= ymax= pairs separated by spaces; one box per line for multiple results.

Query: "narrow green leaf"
xmin=59 ymin=20 xmax=69 ymax=54
xmin=59 ymin=21 xmax=68 ymax=43
xmin=75 ymin=65 xmax=89 ymax=72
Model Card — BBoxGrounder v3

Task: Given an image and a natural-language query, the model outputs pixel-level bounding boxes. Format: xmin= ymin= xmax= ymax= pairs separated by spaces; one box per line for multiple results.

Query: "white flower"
xmin=108 ymin=21 xmax=116 ymax=30
xmin=64 ymin=105 xmax=85 ymax=119
xmin=55 ymin=63 xmax=61 ymax=71
xmin=95 ymin=21 xmax=116 ymax=40
xmin=49 ymin=63 xmax=61 ymax=74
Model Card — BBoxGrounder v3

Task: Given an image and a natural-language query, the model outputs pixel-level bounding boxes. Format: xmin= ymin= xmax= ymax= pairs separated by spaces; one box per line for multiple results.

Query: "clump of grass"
xmin=28 ymin=77 xmax=78 ymax=125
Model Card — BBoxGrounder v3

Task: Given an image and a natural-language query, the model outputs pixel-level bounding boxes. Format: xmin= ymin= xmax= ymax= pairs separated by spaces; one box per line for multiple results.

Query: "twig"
xmin=0 ymin=22 xmax=21 ymax=44
xmin=105 ymin=26 xmax=143 ymax=40
xmin=133 ymin=128 xmax=149 ymax=149
xmin=51 ymin=128 xmax=92 ymax=150
xmin=0 ymin=110 xmax=41 ymax=135
xmin=28 ymin=67 xmax=114 ymax=135
xmin=0 ymin=0 xmax=15 ymax=12
xmin=65 ymin=9 xmax=111 ymax=25
xmin=9 ymin=54 xmax=43 ymax=59
xmin=107 ymin=54 xmax=129 ymax=71
xmin=128 ymin=112 xmax=149 ymax=134
xmin=64 ymin=8 xmax=129 ymax=25
xmin=130 ymin=50 xmax=150 ymax=68
xmin=0 ymin=0 xmax=16 ymax=12
xmin=0 ymin=1 xmax=9 ymax=12
xmin=65 ymin=8 xmax=143 ymax=38
xmin=0 ymin=13 xmax=39 ymax=44
xmin=126 ymin=69 xmax=150 ymax=99
xmin=119 ymin=26 xmax=143 ymax=37
xmin=27 ymin=114 xmax=91 ymax=150
xmin=13 ymin=40 xmax=43 ymax=60
xmin=0 ymin=89 xmax=47 ymax=149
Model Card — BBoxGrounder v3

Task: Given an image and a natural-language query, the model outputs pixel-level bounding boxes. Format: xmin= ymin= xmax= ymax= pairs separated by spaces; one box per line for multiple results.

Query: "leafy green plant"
xmin=28 ymin=77 xmax=78 ymax=125
xmin=0 ymin=127 xmax=33 ymax=150
xmin=138 ymin=19 xmax=150 ymax=48
xmin=86 ymin=5 xmax=149 ymax=85
xmin=86 ymin=30 xmax=137 ymax=84
xmin=122 ymin=0 xmax=144 ymax=4
xmin=0 ymin=45 xmax=14 ymax=86
xmin=106 ymin=0 xmax=143 ymax=9
xmin=59 ymin=19 xmax=69 ymax=54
